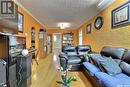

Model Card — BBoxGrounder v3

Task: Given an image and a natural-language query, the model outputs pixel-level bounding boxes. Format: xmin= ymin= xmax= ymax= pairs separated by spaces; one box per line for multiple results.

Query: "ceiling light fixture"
xmin=98 ymin=0 xmax=105 ymax=7
xmin=57 ymin=22 xmax=71 ymax=29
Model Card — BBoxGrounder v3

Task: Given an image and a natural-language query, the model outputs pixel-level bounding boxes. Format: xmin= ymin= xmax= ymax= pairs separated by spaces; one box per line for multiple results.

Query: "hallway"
xmin=30 ymin=51 xmax=92 ymax=87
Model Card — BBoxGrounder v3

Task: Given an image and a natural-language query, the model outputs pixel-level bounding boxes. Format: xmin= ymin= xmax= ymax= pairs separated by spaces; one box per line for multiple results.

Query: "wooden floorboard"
xmin=30 ymin=50 xmax=92 ymax=87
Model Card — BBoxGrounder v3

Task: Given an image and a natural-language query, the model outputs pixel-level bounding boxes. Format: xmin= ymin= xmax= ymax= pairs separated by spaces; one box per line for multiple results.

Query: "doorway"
xmin=46 ymin=34 xmax=52 ymax=54
xmin=53 ymin=33 xmax=62 ymax=53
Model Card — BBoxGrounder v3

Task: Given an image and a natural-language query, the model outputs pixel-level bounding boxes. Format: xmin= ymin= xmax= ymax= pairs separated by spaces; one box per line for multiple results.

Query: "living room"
xmin=0 ymin=0 xmax=130 ymax=87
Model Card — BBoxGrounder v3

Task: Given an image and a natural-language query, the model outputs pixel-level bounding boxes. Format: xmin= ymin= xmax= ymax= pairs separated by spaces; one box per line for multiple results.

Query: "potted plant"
xmin=56 ymin=58 xmax=76 ymax=87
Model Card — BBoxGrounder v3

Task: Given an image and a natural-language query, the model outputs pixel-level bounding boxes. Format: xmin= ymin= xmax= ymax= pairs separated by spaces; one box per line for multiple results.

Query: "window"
xmin=79 ymin=29 xmax=83 ymax=45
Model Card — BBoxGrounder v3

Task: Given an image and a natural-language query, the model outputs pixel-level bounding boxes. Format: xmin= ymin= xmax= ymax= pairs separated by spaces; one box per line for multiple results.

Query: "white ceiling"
xmin=16 ymin=0 xmax=115 ymax=29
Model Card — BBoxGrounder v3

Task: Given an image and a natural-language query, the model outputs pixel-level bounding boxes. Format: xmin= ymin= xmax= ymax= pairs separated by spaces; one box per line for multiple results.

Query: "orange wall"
xmin=18 ymin=7 xmax=44 ymax=49
xmin=46 ymin=29 xmax=78 ymax=46
xmin=78 ymin=0 xmax=130 ymax=52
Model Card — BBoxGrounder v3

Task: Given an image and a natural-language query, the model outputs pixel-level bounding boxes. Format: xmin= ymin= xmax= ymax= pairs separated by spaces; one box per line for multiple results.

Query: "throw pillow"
xmin=89 ymin=54 xmax=106 ymax=72
xmin=99 ymin=57 xmax=122 ymax=75
xmin=113 ymin=59 xmax=122 ymax=65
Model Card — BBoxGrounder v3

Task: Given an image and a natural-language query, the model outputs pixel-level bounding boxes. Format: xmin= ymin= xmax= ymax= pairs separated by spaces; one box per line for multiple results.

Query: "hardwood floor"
xmin=30 ymin=50 xmax=92 ymax=87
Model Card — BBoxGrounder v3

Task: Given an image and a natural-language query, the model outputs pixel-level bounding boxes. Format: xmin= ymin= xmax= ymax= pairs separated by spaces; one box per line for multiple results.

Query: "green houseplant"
xmin=57 ymin=66 xmax=76 ymax=87
xmin=56 ymin=58 xmax=76 ymax=87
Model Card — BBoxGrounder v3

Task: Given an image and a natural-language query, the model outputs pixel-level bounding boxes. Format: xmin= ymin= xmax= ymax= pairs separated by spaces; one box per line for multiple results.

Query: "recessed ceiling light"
xmin=57 ymin=22 xmax=71 ymax=29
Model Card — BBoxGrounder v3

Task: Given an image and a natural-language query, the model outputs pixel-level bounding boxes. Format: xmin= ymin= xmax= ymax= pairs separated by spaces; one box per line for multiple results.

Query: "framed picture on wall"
xmin=18 ymin=12 xmax=24 ymax=32
xmin=112 ymin=1 xmax=130 ymax=28
xmin=86 ymin=24 xmax=91 ymax=34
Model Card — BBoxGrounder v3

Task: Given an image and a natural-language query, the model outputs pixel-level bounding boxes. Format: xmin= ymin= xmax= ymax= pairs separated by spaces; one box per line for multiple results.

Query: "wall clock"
xmin=94 ymin=16 xmax=104 ymax=30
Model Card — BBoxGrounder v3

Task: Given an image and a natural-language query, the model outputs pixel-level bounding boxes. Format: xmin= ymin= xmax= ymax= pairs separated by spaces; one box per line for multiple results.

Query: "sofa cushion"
xmin=83 ymin=62 xmax=100 ymax=76
xmin=67 ymin=52 xmax=77 ymax=56
xmin=122 ymin=49 xmax=130 ymax=64
xmin=77 ymin=45 xmax=91 ymax=56
xmin=68 ymin=58 xmax=81 ymax=64
xmin=100 ymin=46 xmax=126 ymax=59
xmin=89 ymin=53 xmax=106 ymax=72
xmin=113 ymin=59 xmax=122 ymax=65
xmin=95 ymin=72 xmax=120 ymax=87
xmin=114 ymin=73 xmax=130 ymax=79
xmin=63 ymin=46 xmax=78 ymax=56
xmin=95 ymin=72 xmax=130 ymax=87
xmin=89 ymin=53 xmax=104 ymax=64
xmin=64 ymin=46 xmax=76 ymax=51
xmin=114 ymin=73 xmax=130 ymax=86
xmin=77 ymin=45 xmax=91 ymax=52
xmin=120 ymin=61 xmax=130 ymax=76
xmin=78 ymin=52 xmax=89 ymax=56
xmin=77 ymin=45 xmax=91 ymax=51
xmin=99 ymin=57 xmax=122 ymax=75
